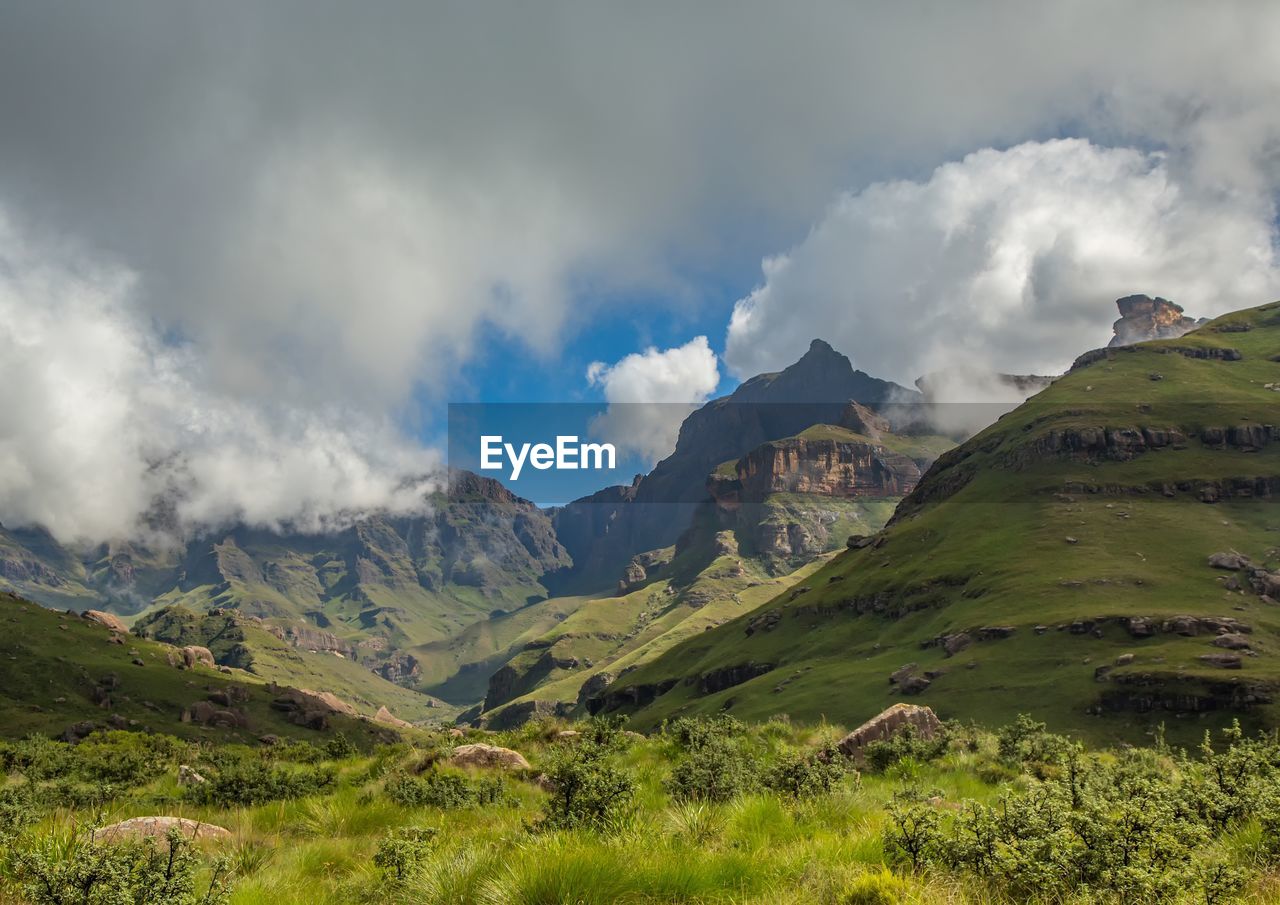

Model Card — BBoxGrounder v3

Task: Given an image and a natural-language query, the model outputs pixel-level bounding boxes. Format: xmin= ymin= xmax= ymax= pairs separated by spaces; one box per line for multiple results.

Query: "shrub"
xmin=881 ymin=791 xmax=942 ymax=872
xmin=536 ymin=731 xmax=635 ymax=831
xmin=0 ymin=784 xmax=40 ymax=843
xmin=373 ymin=826 xmax=436 ymax=883
xmin=863 ymin=724 xmax=949 ymax=773
xmin=268 ymin=740 xmax=326 ymax=764
xmin=323 ymin=733 xmax=358 ymax=760
xmin=0 ymin=736 xmax=71 ymax=781
xmin=70 ymin=731 xmax=187 ymax=787
xmin=665 ymin=716 xmax=764 ymax=803
xmin=3 ymin=826 xmax=233 ymax=905
xmin=762 ymin=747 xmax=849 ymax=799
xmin=385 ymin=770 xmax=512 ymax=810
xmin=995 ymin=713 xmax=1071 ymax=766
xmin=187 ymin=759 xmax=335 ymax=806
xmin=666 ymin=715 xmax=746 ymax=751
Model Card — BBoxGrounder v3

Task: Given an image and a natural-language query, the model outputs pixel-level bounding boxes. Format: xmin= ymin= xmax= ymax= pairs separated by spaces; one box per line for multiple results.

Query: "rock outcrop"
xmin=374 ymin=705 xmax=412 ymax=729
xmin=711 ymin=437 xmax=922 ymax=504
xmin=836 ymin=703 xmax=942 ymax=763
xmin=93 ymin=817 xmax=231 ymax=845
xmin=82 ymin=610 xmax=128 ymax=634
xmin=448 ymin=743 xmax=531 ymax=770
xmin=1109 ymin=295 xmax=1204 ymax=347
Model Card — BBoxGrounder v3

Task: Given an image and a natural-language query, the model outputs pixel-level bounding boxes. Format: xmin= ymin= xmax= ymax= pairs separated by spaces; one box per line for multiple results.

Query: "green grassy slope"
xmin=132 ymin=605 xmax=448 ymax=723
xmin=605 ymin=302 xmax=1280 ymax=746
xmin=479 ymin=545 xmax=832 ymax=726
xmin=409 ymin=592 xmax=598 ymax=704
xmin=0 ymin=594 xmax=404 ymax=745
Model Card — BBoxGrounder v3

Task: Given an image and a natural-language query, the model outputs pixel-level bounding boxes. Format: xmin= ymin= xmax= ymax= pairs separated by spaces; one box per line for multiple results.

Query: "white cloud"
xmin=587 ymin=337 xmax=720 ymax=463
xmin=725 ymin=139 xmax=1280 ymax=389
xmin=0 ymin=209 xmax=439 ymax=545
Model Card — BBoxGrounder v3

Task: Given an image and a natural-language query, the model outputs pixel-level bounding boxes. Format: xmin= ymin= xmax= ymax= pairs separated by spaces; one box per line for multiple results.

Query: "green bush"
xmin=665 ymin=717 xmax=764 ymax=803
xmin=863 ymin=724 xmax=949 ymax=773
xmin=995 ymin=713 xmax=1071 ymax=766
xmin=881 ymin=720 xmax=1280 ymax=902
xmin=70 ymin=731 xmax=187 ymax=787
xmin=323 ymin=733 xmax=358 ymax=760
xmin=0 ymin=735 xmax=72 ymax=781
xmin=762 ymin=747 xmax=849 ymax=799
xmin=187 ymin=758 xmax=335 ymax=806
xmin=3 ymin=825 xmax=233 ymax=905
xmin=665 ymin=715 xmax=747 ymax=751
xmin=373 ymin=826 xmax=436 ymax=883
xmin=385 ymin=770 xmax=512 ymax=809
xmin=536 ymin=729 xmax=635 ymax=831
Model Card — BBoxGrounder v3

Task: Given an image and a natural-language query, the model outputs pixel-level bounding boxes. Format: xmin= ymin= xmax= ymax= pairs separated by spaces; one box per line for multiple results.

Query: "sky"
xmin=1 ymin=2 xmax=1280 ymax=543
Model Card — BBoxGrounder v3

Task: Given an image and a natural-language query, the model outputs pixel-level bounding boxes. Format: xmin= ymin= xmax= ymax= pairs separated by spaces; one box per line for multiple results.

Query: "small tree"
xmin=537 ymin=730 xmax=635 ymax=831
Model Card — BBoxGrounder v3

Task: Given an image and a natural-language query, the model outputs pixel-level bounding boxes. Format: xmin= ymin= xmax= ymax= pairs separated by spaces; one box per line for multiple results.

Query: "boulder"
xmin=888 ymin=663 xmax=917 ymax=685
xmin=900 ymin=675 xmax=932 ymax=695
xmin=181 ymin=646 xmax=215 ymax=669
xmin=296 ymin=688 xmax=358 ymax=716
xmin=177 ymin=765 xmax=206 ymax=786
xmin=61 ymin=720 xmax=99 ymax=743
xmin=1198 ymin=653 xmax=1243 ymax=669
xmin=1212 ymin=634 xmax=1252 ymax=651
xmin=1209 ymin=552 xmax=1251 ymax=571
xmin=373 ymin=705 xmax=412 ymax=729
xmin=448 ymin=743 xmax=531 ymax=770
xmin=836 ymin=703 xmax=942 ymax=763
xmin=554 ymin=730 xmax=580 ymax=741
xmin=93 ymin=816 xmax=230 ymax=845
xmin=82 ymin=610 xmax=128 ymax=634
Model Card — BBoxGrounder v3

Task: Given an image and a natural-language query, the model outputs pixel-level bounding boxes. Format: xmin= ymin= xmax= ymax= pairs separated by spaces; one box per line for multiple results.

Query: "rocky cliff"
xmin=551 ymin=340 xmax=921 ymax=583
xmin=1109 ymin=294 xmax=1205 ymax=347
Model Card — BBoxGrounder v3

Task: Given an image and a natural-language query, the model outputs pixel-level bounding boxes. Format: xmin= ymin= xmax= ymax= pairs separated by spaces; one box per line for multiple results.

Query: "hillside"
xmin=0 ymin=593 xmax=414 ymax=745
xmin=599 ymin=302 xmax=1280 ymax=746
xmin=131 ymin=605 xmax=448 ymax=723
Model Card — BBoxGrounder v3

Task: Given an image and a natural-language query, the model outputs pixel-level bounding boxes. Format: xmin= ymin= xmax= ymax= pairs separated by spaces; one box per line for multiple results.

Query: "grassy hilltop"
xmin=599 ymin=302 xmax=1280 ymax=747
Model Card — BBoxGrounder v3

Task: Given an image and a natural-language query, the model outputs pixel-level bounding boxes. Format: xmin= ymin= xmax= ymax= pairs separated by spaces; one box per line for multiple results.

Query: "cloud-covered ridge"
xmin=0 ymin=210 xmax=439 ymax=545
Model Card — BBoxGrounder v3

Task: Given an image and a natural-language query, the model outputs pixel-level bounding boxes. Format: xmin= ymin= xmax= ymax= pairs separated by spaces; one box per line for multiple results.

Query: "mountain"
xmin=592 ymin=301 xmax=1280 ymax=746
xmin=0 ymin=341 xmax=945 ymax=728
xmin=550 ymin=339 xmax=922 ymax=584
xmin=468 ymin=403 xmax=952 ymax=728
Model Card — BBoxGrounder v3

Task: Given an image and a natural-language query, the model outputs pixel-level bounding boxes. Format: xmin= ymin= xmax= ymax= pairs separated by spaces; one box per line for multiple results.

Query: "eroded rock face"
xmin=836 ymin=703 xmax=942 ymax=763
xmin=717 ymin=438 xmax=923 ymax=502
xmin=1109 ymin=295 xmax=1204 ymax=347
xmin=448 ymin=743 xmax=531 ymax=770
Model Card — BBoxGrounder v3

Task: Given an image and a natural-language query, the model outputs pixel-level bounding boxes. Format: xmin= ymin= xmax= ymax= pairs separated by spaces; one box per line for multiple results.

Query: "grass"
xmin=0 ymin=594 xmax=414 ymax=747
xmin=6 ymin=718 xmax=1280 ymax=904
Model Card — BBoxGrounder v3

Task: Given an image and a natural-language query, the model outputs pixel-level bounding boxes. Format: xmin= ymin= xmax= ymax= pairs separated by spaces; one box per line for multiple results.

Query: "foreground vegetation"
xmin=5 ymin=714 xmax=1280 ymax=904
